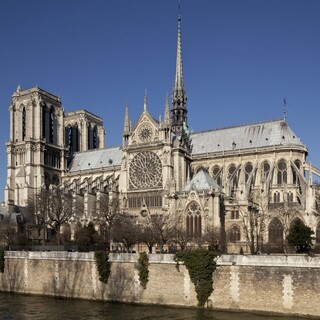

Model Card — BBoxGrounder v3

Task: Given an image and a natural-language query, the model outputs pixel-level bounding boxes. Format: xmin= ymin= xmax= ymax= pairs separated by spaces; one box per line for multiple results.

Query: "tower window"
xmin=49 ymin=107 xmax=55 ymax=144
xmin=22 ymin=107 xmax=26 ymax=141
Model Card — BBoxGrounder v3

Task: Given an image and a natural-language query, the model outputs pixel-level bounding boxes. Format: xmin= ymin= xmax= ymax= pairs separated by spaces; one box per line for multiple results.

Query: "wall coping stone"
xmin=217 ymin=254 xmax=320 ymax=268
xmin=4 ymin=251 xmax=176 ymax=264
xmin=5 ymin=251 xmax=320 ymax=268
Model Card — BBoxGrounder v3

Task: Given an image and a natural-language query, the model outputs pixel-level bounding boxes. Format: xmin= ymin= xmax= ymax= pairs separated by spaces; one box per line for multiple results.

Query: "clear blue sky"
xmin=1 ymin=0 xmax=320 ymax=201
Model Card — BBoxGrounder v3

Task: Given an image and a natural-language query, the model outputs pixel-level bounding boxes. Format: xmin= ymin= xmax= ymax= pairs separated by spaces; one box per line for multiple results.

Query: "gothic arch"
xmin=186 ymin=201 xmax=202 ymax=239
xmin=22 ymin=107 xmax=26 ymax=141
xmin=277 ymin=159 xmax=287 ymax=185
xmin=228 ymin=224 xmax=241 ymax=242
xmin=268 ymin=218 xmax=283 ymax=244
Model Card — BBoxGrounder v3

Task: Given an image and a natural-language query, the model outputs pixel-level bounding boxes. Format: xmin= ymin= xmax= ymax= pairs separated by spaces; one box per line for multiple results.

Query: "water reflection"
xmin=0 ymin=292 xmax=311 ymax=320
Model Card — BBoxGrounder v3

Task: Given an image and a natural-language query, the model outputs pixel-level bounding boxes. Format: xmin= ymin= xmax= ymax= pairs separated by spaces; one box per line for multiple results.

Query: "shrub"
xmin=175 ymin=249 xmax=218 ymax=307
xmin=138 ymin=252 xmax=149 ymax=289
xmin=94 ymin=251 xmax=110 ymax=284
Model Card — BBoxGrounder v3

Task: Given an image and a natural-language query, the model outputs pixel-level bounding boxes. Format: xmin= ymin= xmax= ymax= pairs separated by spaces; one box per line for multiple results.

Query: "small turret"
xmin=163 ymin=93 xmax=170 ymax=129
xmin=123 ymin=103 xmax=131 ymax=146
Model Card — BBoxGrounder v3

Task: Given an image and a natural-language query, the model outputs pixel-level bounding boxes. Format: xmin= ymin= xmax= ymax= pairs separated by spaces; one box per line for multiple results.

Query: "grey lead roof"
xmin=68 ymin=119 xmax=306 ymax=172
xmin=183 ymin=169 xmax=219 ymax=192
xmin=191 ymin=119 xmax=306 ymax=155
xmin=68 ymin=147 xmax=122 ymax=172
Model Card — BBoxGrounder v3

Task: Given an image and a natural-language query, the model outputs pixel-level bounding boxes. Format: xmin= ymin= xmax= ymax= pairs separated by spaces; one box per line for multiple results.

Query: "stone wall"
xmin=1 ymin=252 xmax=320 ymax=317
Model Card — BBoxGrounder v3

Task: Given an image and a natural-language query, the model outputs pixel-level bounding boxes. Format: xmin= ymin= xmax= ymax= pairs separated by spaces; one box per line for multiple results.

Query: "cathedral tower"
xmin=5 ymin=86 xmax=66 ymax=207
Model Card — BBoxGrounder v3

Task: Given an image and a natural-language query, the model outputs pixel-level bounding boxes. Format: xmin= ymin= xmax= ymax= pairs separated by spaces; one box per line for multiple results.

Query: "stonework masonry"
xmin=1 ymin=252 xmax=320 ymax=317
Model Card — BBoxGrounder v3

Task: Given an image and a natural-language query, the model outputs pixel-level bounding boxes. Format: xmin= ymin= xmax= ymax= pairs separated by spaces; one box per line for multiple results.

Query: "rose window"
xmin=129 ymin=151 xmax=162 ymax=189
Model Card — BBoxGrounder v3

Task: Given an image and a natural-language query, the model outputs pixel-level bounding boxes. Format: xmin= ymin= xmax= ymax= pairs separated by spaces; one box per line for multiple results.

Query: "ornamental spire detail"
xmin=164 ymin=93 xmax=170 ymax=128
xmin=171 ymin=9 xmax=190 ymax=152
xmin=174 ymin=14 xmax=185 ymax=94
xmin=123 ymin=103 xmax=131 ymax=136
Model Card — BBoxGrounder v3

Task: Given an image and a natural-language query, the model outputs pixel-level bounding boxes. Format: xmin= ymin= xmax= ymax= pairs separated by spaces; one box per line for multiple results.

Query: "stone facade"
xmin=1 ymin=252 xmax=320 ymax=317
xmin=3 ymin=15 xmax=320 ymax=252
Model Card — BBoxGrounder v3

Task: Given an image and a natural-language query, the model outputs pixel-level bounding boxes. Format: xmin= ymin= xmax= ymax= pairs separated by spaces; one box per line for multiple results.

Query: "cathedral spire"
xmin=174 ymin=13 xmax=184 ymax=94
xmin=171 ymin=9 xmax=188 ymax=136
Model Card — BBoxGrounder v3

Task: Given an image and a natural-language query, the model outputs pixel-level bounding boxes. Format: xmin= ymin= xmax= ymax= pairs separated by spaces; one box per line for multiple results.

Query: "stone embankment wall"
xmin=1 ymin=252 xmax=320 ymax=317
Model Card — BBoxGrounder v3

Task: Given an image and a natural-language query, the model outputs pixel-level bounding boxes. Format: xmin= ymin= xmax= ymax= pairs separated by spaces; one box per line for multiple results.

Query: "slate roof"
xmin=183 ymin=169 xmax=219 ymax=192
xmin=191 ymin=119 xmax=306 ymax=156
xmin=68 ymin=147 xmax=122 ymax=172
xmin=67 ymin=119 xmax=306 ymax=172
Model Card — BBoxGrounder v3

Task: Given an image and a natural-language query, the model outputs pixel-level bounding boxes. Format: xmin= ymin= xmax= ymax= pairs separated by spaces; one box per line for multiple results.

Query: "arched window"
xmin=49 ymin=107 xmax=55 ymax=144
xmin=212 ymin=165 xmax=222 ymax=186
xmin=42 ymin=104 xmax=46 ymax=139
xmin=186 ymin=202 xmax=201 ymax=239
xmin=244 ymin=162 xmax=253 ymax=183
xmin=22 ymin=107 xmax=26 ymax=141
xmin=93 ymin=127 xmax=98 ymax=149
xmin=277 ymin=160 xmax=287 ymax=185
xmin=274 ymin=191 xmax=280 ymax=203
xmin=229 ymin=225 xmax=241 ymax=242
xmin=268 ymin=218 xmax=283 ymax=244
xmin=262 ymin=161 xmax=270 ymax=181
xmin=287 ymin=192 xmax=293 ymax=203
xmin=228 ymin=164 xmax=238 ymax=193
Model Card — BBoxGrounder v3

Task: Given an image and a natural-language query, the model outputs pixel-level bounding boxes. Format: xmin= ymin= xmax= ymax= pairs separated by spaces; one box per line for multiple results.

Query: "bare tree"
xmin=238 ymin=190 xmax=268 ymax=254
xmin=0 ymin=215 xmax=17 ymax=248
xmin=272 ymin=198 xmax=301 ymax=253
xmin=203 ymin=226 xmax=222 ymax=252
xmin=139 ymin=225 xmax=157 ymax=253
xmin=148 ymin=213 xmax=176 ymax=253
xmin=172 ymin=224 xmax=190 ymax=251
xmin=113 ymin=214 xmax=139 ymax=252
xmin=98 ymin=193 xmax=119 ymax=251
xmin=27 ymin=186 xmax=74 ymax=245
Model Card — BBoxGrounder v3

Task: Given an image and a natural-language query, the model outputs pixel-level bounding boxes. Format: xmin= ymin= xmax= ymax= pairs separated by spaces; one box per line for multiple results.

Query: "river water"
xmin=0 ymin=292 xmax=311 ymax=320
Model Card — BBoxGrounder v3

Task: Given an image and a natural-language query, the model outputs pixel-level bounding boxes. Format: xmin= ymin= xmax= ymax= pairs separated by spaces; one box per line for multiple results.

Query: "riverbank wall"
xmin=1 ymin=251 xmax=320 ymax=317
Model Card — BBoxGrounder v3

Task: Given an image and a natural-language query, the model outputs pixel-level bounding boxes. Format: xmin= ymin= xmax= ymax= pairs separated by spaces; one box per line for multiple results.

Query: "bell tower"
xmin=5 ymin=86 xmax=66 ymax=207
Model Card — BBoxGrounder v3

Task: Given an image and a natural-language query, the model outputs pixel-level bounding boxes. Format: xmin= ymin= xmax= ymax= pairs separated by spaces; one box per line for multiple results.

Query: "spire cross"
xmin=144 ymin=89 xmax=147 ymax=111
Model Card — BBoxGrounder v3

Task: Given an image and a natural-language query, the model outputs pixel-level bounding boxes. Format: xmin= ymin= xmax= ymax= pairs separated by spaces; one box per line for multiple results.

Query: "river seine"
xmin=0 ymin=292 xmax=311 ymax=320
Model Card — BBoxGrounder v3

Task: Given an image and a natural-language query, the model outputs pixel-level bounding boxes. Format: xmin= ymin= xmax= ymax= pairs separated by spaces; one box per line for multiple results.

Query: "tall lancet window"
xmin=22 ymin=107 xmax=26 ymax=141
xmin=186 ymin=202 xmax=202 ymax=239
xmin=93 ymin=127 xmax=98 ymax=149
xmin=49 ymin=107 xmax=55 ymax=144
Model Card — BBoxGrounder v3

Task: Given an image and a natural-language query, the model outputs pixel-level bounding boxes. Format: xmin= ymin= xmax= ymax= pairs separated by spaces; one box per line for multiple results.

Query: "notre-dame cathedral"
xmin=4 ymin=14 xmax=320 ymax=253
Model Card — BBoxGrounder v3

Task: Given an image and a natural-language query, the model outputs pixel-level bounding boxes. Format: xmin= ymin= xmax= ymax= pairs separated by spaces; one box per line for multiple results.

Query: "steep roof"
xmin=183 ymin=169 xmax=219 ymax=192
xmin=191 ymin=119 xmax=306 ymax=156
xmin=67 ymin=119 xmax=306 ymax=173
xmin=68 ymin=147 xmax=122 ymax=172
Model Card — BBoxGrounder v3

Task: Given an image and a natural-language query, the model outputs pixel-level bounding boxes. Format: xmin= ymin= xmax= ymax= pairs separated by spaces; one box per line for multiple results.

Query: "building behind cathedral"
xmin=3 ymin=14 xmax=320 ymax=253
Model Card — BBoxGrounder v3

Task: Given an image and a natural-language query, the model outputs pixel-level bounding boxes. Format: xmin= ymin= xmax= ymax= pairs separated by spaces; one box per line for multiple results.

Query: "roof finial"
xmin=283 ymin=96 xmax=287 ymax=122
xmin=144 ymin=89 xmax=147 ymax=111
xmin=123 ymin=102 xmax=131 ymax=136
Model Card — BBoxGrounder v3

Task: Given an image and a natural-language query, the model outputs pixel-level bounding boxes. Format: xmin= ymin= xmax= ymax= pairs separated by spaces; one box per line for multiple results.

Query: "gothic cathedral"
xmin=4 ymin=14 xmax=320 ymax=253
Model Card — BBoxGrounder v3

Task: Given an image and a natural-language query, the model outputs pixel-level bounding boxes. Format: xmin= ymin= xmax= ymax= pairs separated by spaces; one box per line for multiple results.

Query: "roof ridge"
xmin=72 ymin=145 xmax=122 ymax=155
xmin=191 ymin=118 xmax=284 ymax=135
